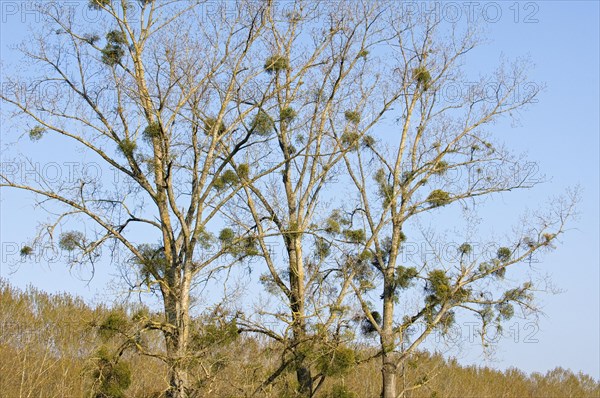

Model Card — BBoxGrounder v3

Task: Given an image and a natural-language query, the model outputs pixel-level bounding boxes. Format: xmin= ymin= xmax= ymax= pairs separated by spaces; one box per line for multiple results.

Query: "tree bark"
xmin=287 ymin=234 xmax=312 ymax=397
xmin=296 ymin=363 xmax=313 ymax=397
xmin=381 ymin=232 xmax=400 ymax=398
xmin=381 ymin=353 xmax=397 ymax=398
xmin=380 ymin=292 xmax=397 ymax=398
xmin=165 ymin=358 xmax=189 ymax=398
xmin=163 ymin=273 xmax=191 ymax=398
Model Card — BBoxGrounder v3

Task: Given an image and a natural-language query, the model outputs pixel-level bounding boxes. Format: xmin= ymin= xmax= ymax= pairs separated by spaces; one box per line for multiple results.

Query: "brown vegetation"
xmin=1 ymin=279 xmax=597 ymax=398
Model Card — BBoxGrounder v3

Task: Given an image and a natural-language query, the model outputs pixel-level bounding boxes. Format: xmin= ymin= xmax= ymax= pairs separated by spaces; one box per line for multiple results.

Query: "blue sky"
xmin=476 ymin=1 xmax=599 ymax=378
xmin=1 ymin=1 xmax=598 ymax=379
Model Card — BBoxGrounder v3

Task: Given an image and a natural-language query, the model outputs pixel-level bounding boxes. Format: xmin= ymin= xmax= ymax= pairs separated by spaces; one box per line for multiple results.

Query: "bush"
xmin=317 ymin=345 xmax=356 ymax=377
xmin=91 ymin=347 xmax=131 ymax=398
xmin=325 ymin=384 xmax=357 ymax=398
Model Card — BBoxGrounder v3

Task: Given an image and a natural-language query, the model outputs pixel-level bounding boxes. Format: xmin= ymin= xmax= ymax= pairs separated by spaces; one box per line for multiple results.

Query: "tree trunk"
xmin=381 ymin=352 xmax=397 ymax=398
xmin=296 ymin=362 xmax=313 ymax=397
xmin=164 ymin=321 xmax=189 ymax=397
xmin=380 ymin=253 xmax=398 ymax=398
xmin=163 ymin=275 xmax=191 ymax=398
xmin=165 ymin=358 xmax=189 ymax=398
xmin=287 ymin=234 xmax=312 ymax=397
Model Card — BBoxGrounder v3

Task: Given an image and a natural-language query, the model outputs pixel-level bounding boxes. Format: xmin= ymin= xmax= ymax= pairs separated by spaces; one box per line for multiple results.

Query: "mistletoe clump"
xmin=237 ymin=163 xmax=249 ymax=180
xmin=264 ymin=55 xmax=289 ymax=73
xmin=433 ymin=160 xmax=449 ymax=175
xmin=497 ymin=247 xmax=511 ymax=262
xmin=97 ymin=311 xmax=129 ymax=341
xmin=118 ymin=138 xmax=136 ymax=156
xmin=426 ymin=269 xmax=452 ymax=303
xmin=218 ymin=228 xmax=235 ymax=245
xmin=458 ymin=243 xmax=472 ymax=255
xmin=58 ymin=231 xmax=85 ymax=251
xmin=142 ymin=122 xmax=161 ymax=141
xmin=280 ymin=107 xmax=297 ymax=123
xmin=29 ymin=126 xmax=46 ymax=141
xmin=362 ymin=134 xmax=375 ymax=149
xmin=374 ymin=168 xmax=394 ymax=207
xmin=361 ymin=311 xmax=382 ymax=335
xmin=413 ymin=65 xmax=431 ymax=90
xmin=426 ymin=189 xmax=451 ymax=207
xmin=203 ymin=117 xmax=226 ymax=136
xmin=20 ymin=246 xmax=33 ymax=257
xmin=341 ymin=131 xmax=360 ymax=150
xmin=101 ymin=30 xmax=126 ymax=66
xmin=315 ymin=237 xmax=331 ymax=259
xmin=344 ymin=110 xmax=361 ymax=124
xmin=218 ymin=229 xmax=259 ymax=257
xmin=191 ymin=318 xmax=239 ymax=348
xmin=343 ymin=228 xmax=365 ymax=244
xmin=84 ymin=34 xmax=101 ymax=45
xmin=395 ymin=266 xmax=418 ymax=289
xmin=213 ymin=170 xmax=239 ymax=191
xmin=89 ymin=0 xmax=110 ymax=10
xmin=251 ymin=111 xmax=275 ymax=136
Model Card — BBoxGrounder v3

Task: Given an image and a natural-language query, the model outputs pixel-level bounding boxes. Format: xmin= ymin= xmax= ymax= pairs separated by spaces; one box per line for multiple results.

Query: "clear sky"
xmin=1 ymin=0 xmax=599 ymax=380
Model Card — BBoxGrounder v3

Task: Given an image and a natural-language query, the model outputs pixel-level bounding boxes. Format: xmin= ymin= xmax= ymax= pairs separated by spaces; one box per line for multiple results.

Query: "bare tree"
xmin=0 ymin=1 xmax=293 ymax=396
xmin=339 ymin=15 xmax=577 ymax=398
xmin=228 ymin=2 xmax=409 ymax=396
